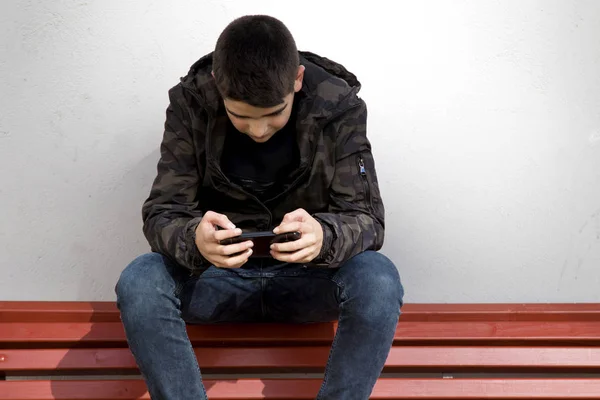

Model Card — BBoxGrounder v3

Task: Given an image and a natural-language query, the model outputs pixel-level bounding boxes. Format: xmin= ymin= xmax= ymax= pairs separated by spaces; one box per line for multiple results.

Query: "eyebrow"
xmin=226 ymin=103 xmax=288 ymax=119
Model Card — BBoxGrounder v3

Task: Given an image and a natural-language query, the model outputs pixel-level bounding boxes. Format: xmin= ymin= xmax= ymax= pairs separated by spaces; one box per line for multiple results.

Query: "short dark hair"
xmin=213 ymin=15 xmax=299 ymax=108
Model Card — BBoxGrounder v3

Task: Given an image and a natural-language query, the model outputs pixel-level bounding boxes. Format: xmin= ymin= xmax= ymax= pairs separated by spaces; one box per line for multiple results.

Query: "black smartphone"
xmin=219 ymin=231 xmax=301 ymax=258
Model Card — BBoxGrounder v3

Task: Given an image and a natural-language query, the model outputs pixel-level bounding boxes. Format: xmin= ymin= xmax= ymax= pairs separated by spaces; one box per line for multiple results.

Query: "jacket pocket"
xmin=357 ymin=155 xmax=375 ymax=214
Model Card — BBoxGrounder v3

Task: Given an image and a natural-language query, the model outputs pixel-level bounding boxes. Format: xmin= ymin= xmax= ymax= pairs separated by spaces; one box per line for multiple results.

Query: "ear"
xmin=211 ymin=70 xmax=215 ymax=79
xmin=294 ymin=65 xmax=305 ymax=93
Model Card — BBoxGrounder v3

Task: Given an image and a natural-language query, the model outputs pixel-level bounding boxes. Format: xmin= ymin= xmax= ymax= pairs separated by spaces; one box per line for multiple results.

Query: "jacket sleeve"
xmin=312 ymin=98 xmax=385 ymax=268
xmin=141 ymin=85 xmax=208 ymax=271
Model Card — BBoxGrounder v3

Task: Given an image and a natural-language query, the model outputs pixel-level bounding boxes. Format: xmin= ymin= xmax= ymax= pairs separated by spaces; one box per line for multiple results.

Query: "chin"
xmin=249 ymin=134 xmax=273 ymax=143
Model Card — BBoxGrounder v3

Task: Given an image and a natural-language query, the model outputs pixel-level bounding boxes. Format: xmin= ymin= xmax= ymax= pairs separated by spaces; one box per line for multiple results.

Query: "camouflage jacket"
xmin=142 ymin=51 xmax=385 ymax=272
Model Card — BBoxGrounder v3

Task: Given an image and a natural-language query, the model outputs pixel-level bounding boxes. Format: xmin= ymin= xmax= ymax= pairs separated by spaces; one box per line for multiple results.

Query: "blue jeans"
xmin=116 ymin=251 xmax=404 ymax=400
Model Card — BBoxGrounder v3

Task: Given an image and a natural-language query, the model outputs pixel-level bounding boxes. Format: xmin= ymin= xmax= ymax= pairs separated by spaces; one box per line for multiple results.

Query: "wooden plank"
xmin=0 ymin=303 xmax=117 ymax=323
xmin=3 ymin=321 xmax=600 ymax=346
xmin=2 ymin=302 xmax=600 ymax=323
xmin=402 ymin=303 xmax=600 ymax=322
xmin=3 ymin=347 xmax=600 ymax=371
xmin=3 ymin=378 xmax=600 ymax=399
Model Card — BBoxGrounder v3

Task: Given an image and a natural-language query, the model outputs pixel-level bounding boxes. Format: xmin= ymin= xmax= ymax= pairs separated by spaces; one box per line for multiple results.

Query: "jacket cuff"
xmin=313 ymin=218 xmax=334 ymax=266
xmin=184 ymin=217 xmax=210 ymax=272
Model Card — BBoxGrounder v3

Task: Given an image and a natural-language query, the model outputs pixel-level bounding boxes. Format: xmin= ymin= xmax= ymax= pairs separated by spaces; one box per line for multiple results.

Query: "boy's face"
xmin=222 ymin=66 xmax=305 ymax=143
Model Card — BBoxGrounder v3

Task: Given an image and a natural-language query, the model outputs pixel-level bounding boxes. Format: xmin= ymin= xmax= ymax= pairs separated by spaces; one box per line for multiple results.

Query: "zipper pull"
xmin=358 ymin=158 xmax=366 ymax=175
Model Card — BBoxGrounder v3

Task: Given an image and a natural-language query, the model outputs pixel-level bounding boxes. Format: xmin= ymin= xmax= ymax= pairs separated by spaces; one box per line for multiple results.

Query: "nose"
xmin=248 ymin=121 xmax=269 ymax=138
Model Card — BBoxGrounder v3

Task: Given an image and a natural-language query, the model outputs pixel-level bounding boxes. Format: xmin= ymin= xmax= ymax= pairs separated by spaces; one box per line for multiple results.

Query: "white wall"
xmin=1 ymin=0 xmax=599 ymax=302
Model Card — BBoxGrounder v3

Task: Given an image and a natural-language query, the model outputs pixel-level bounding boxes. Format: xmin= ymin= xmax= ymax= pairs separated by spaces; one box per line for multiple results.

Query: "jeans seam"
xmin=172 ymin=275 xmax=207 ymax=399
xmin=260 ymin=276 xmax=267 ymax=318
xmin=173 ymin=280 xmax=183 ymax=297
xmin=328 ymin=276 xmax=345 ymax=304
xmin=183 ymin=312 xmax=206 ymax=399
xmin=316 ymin=281 xmax=347 ymax=400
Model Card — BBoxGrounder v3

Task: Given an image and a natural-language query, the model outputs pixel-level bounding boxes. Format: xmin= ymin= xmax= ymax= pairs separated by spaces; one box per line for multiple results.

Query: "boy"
xmin=116 ymin=15 xmax=404 ymax=400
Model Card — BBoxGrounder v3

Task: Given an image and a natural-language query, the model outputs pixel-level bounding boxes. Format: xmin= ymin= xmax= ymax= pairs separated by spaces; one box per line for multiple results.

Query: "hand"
xmin=195 ymin=211 xmax=253 ymax=268
xmin=271 ymin=208 xmax=323 ymax=263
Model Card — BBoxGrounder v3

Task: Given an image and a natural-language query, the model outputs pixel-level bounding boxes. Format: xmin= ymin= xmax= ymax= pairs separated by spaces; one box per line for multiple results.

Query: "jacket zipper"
xmin=213 ymin=165 xmax=274 ymax=228
xmin=358 ymin=156 xmax=375 ymax=214
xmin=266 ymin=103 xmax=363 ymax=207
xmin=184 ymin=87 xmax=274 ymax=228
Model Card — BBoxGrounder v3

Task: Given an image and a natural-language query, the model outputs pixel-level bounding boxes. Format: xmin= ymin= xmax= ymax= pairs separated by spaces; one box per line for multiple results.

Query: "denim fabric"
xmin=116 ymin=251 xmax=404 ymax=399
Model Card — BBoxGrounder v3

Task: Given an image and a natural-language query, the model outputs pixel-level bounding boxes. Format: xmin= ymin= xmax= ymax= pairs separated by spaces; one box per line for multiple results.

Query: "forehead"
xmin=223 ymin=94 xmax=292 ymax=118
xmin=225 ymin=99 xmax=278 ymax=113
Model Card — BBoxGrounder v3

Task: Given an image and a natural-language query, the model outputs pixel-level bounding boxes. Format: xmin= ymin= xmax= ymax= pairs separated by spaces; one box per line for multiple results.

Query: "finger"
xmin=219 ymin=249 xmax=253 ymax=268
xmin=271 ymin=247 xmax=313 ymax=264
xmin=218 ymin=240 xmax=253 ymax=256
xmin=281 ymin=208 xmax=308 ymax=224
xmin=213 ymin=228 xmax=242 ymax=242
xmin=203 ymin=211 xmax=236 ymax=231
xmin=274 ymin=221 xmax=304 ymax=235
xmin=271 ymin=235 xmax=314 ymax=253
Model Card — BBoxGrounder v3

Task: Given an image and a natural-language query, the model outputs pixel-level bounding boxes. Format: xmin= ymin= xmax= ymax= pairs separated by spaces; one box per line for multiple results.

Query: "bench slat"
xmin=3 ymin=378 xmax=600 ymax=399
xmin=3 ymin=321 xmax=600 ymax=345
xmin=2 ymin=347 xmax=600 ymax=371
xmin=2 ymin=302 xmax=600 ymax=323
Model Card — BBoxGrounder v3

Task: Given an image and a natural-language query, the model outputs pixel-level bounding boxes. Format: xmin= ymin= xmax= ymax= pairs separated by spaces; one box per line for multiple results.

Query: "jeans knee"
xmin=340 ymin=251 xmax=404 ymax=318
xmin=116 ymin=253 xmax=174 ymax=313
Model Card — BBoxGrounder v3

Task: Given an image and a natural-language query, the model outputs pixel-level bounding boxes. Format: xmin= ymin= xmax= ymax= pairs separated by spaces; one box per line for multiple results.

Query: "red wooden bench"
xmin=1 ymin=302 xmax=600 ymax=399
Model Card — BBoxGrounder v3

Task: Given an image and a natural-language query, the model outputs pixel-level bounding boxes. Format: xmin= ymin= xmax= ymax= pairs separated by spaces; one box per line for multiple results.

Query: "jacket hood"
xmin=179 ymin=51 xmax=362 ymax=117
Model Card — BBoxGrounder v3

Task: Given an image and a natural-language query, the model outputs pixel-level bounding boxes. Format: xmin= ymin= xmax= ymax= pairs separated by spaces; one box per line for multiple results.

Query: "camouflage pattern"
xmin=142 ymin=51 xmax=385 ymax=272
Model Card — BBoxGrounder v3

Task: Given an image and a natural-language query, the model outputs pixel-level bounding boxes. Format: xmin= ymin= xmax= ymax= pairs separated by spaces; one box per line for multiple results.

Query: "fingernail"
xmin=229 ymin=224 xmax=236 ymax=230
xmin=235 ymin=228 xmax=242 ymax=234
xmin=273 ymin=227 xmax=279 ymax=234
xmin=248 ymin=241 xmax=254 ymax=248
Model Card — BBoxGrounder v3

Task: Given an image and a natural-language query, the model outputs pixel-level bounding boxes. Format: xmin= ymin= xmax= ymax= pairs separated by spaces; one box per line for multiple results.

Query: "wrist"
xmin=313 ymin=219 xmax=333 ymax=264
xmin=185 ymin=217 xmax=209 ymax=269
